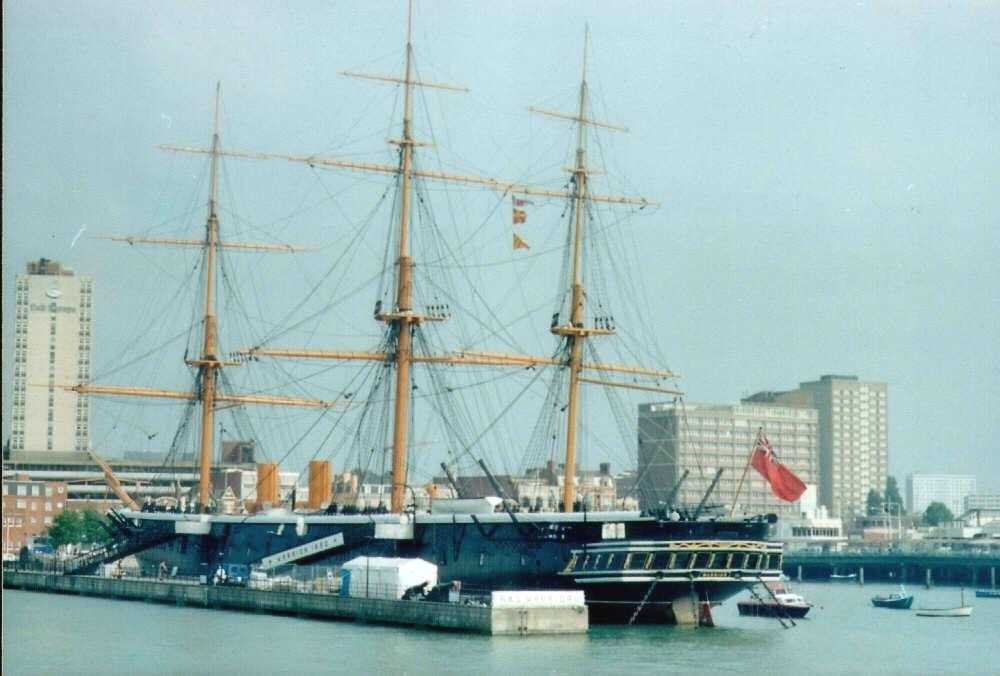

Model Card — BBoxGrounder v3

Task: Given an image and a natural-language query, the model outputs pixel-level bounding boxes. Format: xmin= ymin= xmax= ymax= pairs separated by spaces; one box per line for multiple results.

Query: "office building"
xmin=964 ymin=494 xmax=1000 ymax=526
xmin=746 ymin=375 xmax=888 ymax=518
xmin=10 ymin=258 xmax=93 ymax=457
xmin=906 ymin=473 xmax=976 ymax=518
xmin=637 ymin=401 xmax=818 ymax=517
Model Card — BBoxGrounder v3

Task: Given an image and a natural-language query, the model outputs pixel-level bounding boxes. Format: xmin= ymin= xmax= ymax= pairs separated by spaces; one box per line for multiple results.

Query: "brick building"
xmin=2 ymin=476 xmax=68 ymax=555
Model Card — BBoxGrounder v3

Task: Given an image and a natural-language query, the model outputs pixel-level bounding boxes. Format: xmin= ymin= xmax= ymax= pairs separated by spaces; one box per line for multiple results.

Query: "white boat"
xmin=916 ymin=589 xmax=973 ymax=617
xmin=737 ymin=581 xmax=812 ymax=619
xmin=915 ymin=606 xmax=973 ymax=618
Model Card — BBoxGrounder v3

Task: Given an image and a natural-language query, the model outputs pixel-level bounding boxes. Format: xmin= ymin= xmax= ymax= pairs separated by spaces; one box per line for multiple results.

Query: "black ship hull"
xmin=126 ymin=509 xmax=781 ymax=624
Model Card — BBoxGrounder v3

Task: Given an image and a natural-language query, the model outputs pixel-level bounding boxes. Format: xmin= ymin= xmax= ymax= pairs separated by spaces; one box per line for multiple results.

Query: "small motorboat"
xmin=916 ymin=589 xmax=973 ymax=617
xmin=872 ymin=586 xmax=914 ymax=609
xmin=738 ymin=581 xmax=812 ymax=619
xmin=829 ymin=573 xmax=857 ymax=581
xmin=975 ymin=589 xmax=1000 ymax=599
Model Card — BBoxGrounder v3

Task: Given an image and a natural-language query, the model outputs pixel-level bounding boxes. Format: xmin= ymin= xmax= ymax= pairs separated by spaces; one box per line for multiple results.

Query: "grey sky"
xmin=4 ymin=1 xmax=998 ymax=490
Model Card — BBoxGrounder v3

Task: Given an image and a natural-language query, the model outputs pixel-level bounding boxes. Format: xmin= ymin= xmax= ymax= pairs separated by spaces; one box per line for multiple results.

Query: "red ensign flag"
xmin=751 ymin=434 xmax=807 ymax=502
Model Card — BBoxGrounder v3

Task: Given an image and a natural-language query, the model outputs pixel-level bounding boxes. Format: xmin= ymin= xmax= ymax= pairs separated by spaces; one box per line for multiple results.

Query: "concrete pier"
xmin=784 ymin=551 xmax=1000 ymax=585
xmin=858 ymin=567 xmax=864 ymax=586
xmin=2 ymin=572 xmax=587 ymax=636
xmin=926 ymin=568 xmax=932 ymax=589
xmin=992 ymin=566 xmax=996 ymax=589
xmin=797 ymin=565 xmax=802 ymax=582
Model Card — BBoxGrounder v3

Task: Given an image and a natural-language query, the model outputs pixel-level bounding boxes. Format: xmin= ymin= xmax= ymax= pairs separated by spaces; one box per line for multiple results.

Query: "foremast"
xmin=64 ymin=84 xmax=338 ymax=512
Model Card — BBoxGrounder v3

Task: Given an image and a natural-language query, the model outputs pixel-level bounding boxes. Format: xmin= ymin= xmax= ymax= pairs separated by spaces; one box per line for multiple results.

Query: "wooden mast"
xmin=560 ymin=27 xmax=591 ymax=513
xmin=389 ymin=0 xmax=417 ymax=514
xmin=196 ymin=82 xmax=223 ymax=508
xmin=63 ymin=84 xmax=332 ymax=512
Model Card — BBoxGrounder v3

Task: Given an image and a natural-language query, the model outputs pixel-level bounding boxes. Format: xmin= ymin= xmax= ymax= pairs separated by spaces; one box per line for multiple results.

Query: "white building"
xmin=10 ymin=259 xmax=93 ymax=456
xmin=772 ymin=484 xmax=847 ymax=550
xmin=638 ymin=401 xmax=818 ymax=517
xmin=906 ymin=473 xmax=976 ymax=518
xmin=745 ymin=375 xmax=888 ymax=518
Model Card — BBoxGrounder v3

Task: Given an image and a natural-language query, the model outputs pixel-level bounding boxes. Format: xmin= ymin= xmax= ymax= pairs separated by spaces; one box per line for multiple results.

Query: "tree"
xmin=885 ymin=476 xmax=905 ymax=514
xmin=866 ymin=489 xmax=882 ymax=516
xmin=47 ymin=511 xmax=84 ymax=547
xmin=47 ymin=509 xmax=111 ymax=548
xmin=80 ymin=510 xmax=111 ymax=545
xmin=923 ymin=501 xmax=954 ymax=527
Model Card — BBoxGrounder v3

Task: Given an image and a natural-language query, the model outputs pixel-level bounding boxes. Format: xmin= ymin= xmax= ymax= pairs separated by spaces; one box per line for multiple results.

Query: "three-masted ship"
xmin=67 ymin=5 xmax=783 ymax=624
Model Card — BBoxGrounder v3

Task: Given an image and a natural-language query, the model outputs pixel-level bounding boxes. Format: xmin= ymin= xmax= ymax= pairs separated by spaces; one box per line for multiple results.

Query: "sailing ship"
xmin=64 ymin=4 xmax=784 ymax=624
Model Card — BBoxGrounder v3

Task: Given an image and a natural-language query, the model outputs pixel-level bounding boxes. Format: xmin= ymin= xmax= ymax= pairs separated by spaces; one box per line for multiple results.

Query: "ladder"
xmin=628 ymin=577 xmax=660 ymax=625
xmin=748 ymin=577 xmax=796 ymax=629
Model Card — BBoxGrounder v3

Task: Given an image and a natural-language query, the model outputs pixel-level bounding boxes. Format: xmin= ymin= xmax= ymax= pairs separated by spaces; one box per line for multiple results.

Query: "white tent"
xmin=341 ymin=557 xmax=438 ymax=600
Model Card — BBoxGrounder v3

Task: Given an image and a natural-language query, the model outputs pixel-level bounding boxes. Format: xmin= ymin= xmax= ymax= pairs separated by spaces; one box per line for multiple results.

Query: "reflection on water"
xmin=3 ymin=583 xmax=997 ymax=675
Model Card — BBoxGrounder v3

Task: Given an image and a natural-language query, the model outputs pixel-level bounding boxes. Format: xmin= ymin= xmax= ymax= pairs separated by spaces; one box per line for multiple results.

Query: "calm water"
xmin=3 ymin=583 xmax=998 ymax=675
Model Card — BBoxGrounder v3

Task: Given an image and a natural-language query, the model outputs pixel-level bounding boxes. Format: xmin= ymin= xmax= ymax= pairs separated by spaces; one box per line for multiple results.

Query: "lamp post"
xmin=883 ymin=501 xmax=902 ymax=540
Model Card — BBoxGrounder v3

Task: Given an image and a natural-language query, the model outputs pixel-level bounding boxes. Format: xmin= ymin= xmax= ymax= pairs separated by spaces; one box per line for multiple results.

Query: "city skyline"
xmin=3 ymin=1 xmax=998 ymax=491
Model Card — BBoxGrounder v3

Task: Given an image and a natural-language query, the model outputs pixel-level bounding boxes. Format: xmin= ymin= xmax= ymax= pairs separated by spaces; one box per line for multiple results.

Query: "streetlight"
xmin=882 ymin=501 xmax=901 ymax=540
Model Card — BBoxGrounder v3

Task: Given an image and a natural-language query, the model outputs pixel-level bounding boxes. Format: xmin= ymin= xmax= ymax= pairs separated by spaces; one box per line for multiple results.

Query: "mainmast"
xmin=388 ymin=1 xmax=418 ymax=513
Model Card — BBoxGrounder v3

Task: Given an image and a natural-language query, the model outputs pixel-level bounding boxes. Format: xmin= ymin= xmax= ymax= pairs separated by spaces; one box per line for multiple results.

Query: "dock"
xmin=2 ymin=571 xmax=588 ymax=636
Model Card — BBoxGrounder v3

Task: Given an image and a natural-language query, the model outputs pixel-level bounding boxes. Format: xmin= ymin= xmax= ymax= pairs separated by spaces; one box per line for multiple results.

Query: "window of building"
xmin=16 ymin=500 xmax=27 ymax=509
xmin=17 ymin=485 xmax=27 ymax=497
xmin=45 ymin=502 xmax=52 ymax=512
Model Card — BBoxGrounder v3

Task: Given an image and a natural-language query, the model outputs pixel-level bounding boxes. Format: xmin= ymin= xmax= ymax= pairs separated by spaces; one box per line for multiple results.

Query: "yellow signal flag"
xmin=513 ymin=233 xmax=530 ymax=250
xmin=512 ymin=208 xmax=527 ymax=225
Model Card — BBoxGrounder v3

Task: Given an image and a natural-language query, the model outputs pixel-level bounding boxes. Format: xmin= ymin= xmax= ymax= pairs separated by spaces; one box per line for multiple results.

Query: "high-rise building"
xmin=10 ymin=258 xmax=93 ymax=457
xmin=637 ymin=401 xmax=818 ymax=517
xmin=745 ymin=375 xmax=888 ymax=518
xmin=906 ymin=473 xmax=976 ymax=518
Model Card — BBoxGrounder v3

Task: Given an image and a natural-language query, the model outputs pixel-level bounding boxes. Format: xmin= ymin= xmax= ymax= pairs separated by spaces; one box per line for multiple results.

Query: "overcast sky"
xmin=4 ymin=1 xmax=998 ymax=491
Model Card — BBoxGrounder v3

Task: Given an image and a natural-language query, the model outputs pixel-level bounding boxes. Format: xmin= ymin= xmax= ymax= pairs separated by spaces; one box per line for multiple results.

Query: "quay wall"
xmin=2 ymin=571 xmax=587 ymax=635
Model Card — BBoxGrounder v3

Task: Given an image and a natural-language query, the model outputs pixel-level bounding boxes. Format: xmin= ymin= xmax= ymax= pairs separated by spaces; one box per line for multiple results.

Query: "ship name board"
xmin=258 ymin=532 xmax=345 ymax=570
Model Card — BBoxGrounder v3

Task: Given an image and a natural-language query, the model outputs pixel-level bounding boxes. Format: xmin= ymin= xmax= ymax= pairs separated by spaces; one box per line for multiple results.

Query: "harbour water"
xmin=3 ymin=583 xmax=997 ymax=675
